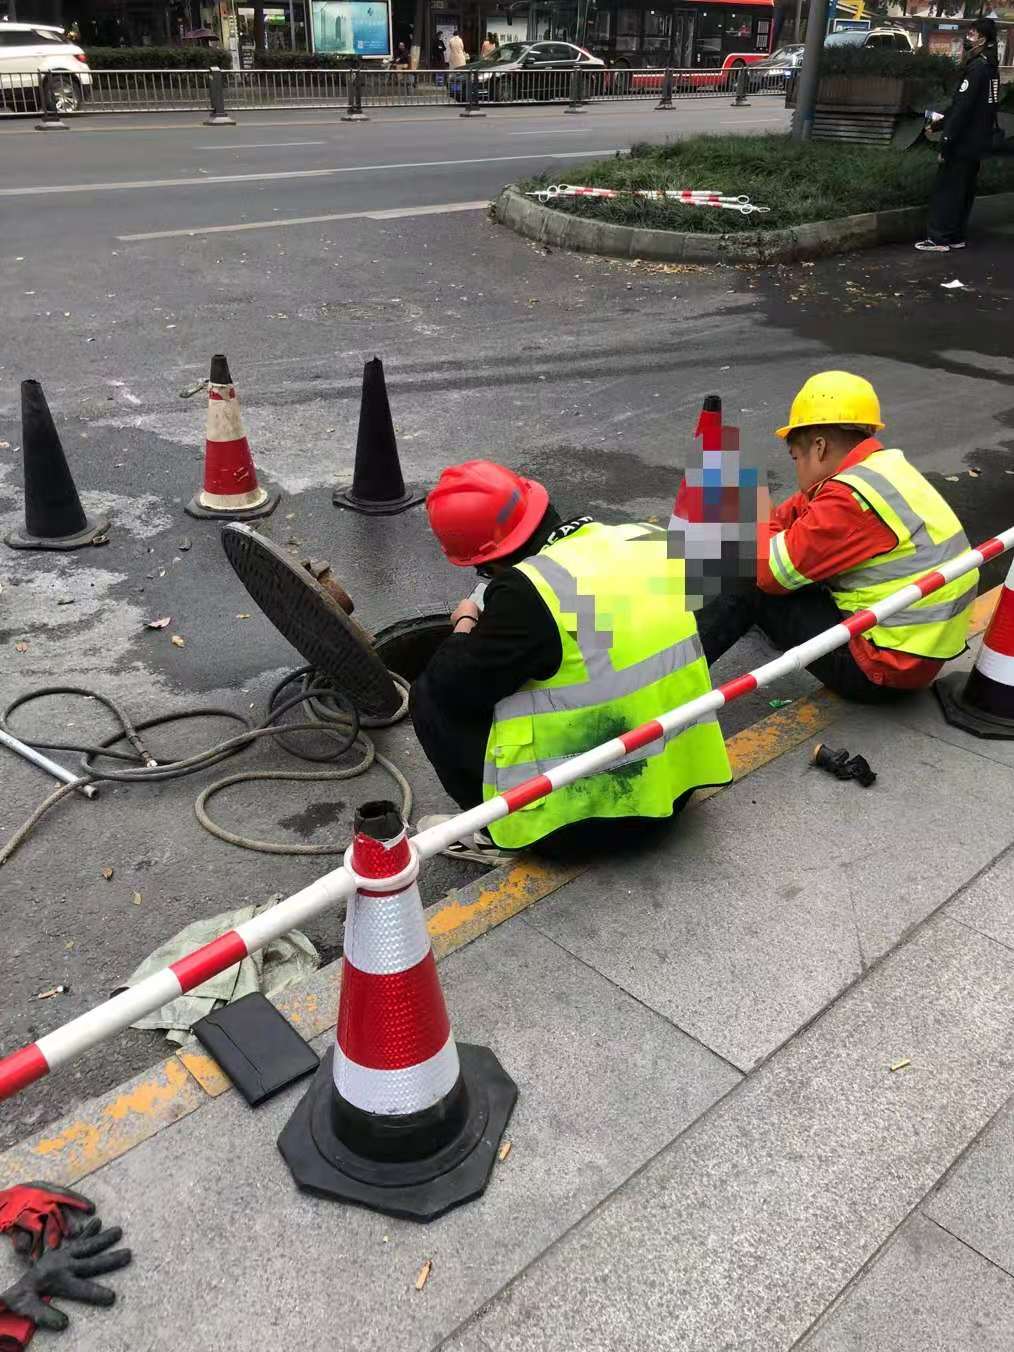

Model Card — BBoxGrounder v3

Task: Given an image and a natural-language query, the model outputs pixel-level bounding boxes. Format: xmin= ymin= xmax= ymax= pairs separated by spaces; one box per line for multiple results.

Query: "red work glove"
xmin=0 ymin=1184 xmax=94 ymax=1261
xmin=0 ymin=1309 xmax=35 ymax=1351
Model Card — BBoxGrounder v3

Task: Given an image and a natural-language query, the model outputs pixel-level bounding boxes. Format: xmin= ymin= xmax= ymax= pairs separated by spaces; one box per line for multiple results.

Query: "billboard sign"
xmin=310 ymin=0 xmax=392 ymax=56
xmin=831 ymin=18 xmax=872 ymax=31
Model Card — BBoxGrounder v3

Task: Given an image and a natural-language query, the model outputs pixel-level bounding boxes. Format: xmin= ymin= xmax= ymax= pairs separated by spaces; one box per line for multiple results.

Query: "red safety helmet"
xmin=426 ymin=460 xmax=550 ymax=567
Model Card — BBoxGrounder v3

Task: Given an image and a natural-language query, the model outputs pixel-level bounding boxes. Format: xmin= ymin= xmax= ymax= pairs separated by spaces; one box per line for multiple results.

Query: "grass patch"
xmin=517 ymin=133 xmax=1014 ymax=233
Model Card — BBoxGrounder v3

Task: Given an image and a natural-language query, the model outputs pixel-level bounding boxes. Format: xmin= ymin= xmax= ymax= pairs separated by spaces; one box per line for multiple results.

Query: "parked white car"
xmin=0 ymin=21 xmax=92 ymax=113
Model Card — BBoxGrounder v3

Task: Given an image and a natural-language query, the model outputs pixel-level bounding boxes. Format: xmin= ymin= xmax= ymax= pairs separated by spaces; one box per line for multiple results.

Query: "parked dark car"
xmin=448 ymin=40 xmax=605 ymax=103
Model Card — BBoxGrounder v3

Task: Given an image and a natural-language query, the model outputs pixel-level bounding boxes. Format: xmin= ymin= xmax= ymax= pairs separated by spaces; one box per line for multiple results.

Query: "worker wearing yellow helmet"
xmin=694 ymin=370 xmax=978 ymax=698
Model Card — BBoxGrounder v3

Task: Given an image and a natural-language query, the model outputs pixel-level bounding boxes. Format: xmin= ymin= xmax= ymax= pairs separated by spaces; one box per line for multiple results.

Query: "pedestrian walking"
xmin=431 ymin=32 xmax=446 ymax=68
xmin=480 ymin=32 xmax=497 ymax=58
xmin=916 ymin=18 xmax=1001 ymax=252
xmin=447 ymin=29 xmax=467 ymax=69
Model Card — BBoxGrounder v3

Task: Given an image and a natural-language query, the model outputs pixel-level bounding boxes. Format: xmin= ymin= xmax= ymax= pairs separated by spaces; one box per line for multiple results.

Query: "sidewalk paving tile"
xmin=522 ymin=708 xmax=1014 ymax=1070
xmin=797 ymin=1212 xmax=1014 ymax=1352
xmin=44 ymin=918 xmax=739 ymax=1352
xmin=946 ymin=846 xmax=1014 ymax=954
xmin=892 ymin=644 xmax=1014 ymax=774
xmin=923 ymin=1096 xmax=1014 ymax=1277
xmin=444 ymin=918 xmax=1014 ymax=1352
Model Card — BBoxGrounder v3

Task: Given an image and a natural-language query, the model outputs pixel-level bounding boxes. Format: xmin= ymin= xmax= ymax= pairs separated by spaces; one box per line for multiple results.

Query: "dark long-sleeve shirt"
xmin=941 ymin=52 xmax=998 ymax=160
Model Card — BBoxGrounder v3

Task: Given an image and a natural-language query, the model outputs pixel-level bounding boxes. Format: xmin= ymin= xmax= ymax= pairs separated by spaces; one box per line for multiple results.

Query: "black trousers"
xmin=927 ymin=156 xmax=981 ymax=245
xmin=409 ymin=676 xmax=694 ymax=859
xmin=695 ymin=583 xmax=909 ymax=705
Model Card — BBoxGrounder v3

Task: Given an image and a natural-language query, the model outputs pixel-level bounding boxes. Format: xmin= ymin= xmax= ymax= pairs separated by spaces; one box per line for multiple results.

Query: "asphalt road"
xmin=2 ymin=99 xmax=1014 ymax=1149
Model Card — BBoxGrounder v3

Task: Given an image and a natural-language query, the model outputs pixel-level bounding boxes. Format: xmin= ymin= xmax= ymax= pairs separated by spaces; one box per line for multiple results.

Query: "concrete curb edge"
xmin=492 ymin=186 xmax=1014 ymax=264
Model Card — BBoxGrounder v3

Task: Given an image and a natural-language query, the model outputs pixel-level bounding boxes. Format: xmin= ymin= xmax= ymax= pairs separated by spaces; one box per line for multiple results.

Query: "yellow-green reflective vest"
xmin=482 ymin=522 xmax=731 ymax=850
xmin=829 ymin=450 xmax=977 ymax=659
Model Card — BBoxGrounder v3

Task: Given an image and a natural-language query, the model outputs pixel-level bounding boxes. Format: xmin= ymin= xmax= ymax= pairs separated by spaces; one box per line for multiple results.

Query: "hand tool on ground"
xmin=811 ymin=743 xmax=877 ymax=788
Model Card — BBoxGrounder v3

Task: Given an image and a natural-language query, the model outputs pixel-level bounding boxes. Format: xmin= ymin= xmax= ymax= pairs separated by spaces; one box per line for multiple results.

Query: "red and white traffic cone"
xmin=186 ymin=354 xmax=279 ymax=520
xmin=278 ymin=800 xmax=517 ymax=1221
xmin=936 ymin=558 xmax=1014 ymax=738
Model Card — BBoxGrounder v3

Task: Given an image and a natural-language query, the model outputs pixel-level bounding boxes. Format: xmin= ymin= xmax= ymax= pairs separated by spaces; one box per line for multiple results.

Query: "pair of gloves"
xmin=0 ymin=1183 xmax=131 ymax=1350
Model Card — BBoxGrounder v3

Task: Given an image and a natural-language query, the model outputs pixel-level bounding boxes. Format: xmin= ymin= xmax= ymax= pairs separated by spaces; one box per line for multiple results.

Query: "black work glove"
xmin=0 ymin=1219 xmax=131 ymax=1333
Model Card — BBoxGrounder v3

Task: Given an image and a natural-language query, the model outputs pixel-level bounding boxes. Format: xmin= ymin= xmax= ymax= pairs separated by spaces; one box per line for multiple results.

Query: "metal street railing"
xmin=1 ymin=64 xmax=790 ymax=120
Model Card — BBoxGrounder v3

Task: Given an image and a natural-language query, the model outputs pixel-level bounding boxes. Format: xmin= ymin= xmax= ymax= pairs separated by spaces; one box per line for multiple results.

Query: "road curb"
xmin=493 ymin=186 xmax=1014 ymax=264
xmin=0 ymin=587 xmax=1000 ymax=1188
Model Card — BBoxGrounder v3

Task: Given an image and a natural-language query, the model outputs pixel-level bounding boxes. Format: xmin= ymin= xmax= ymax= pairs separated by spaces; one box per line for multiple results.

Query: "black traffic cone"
xmin=333 ymin=357 xmax=424 ymax=515
xmin=5 ymin=380 xmax=108 ymax=551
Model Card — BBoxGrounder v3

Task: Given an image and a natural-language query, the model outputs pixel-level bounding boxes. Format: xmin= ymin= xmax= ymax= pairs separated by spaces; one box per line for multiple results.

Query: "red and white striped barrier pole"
xmin=2 ymin=524 xmax=1012 ymax=1103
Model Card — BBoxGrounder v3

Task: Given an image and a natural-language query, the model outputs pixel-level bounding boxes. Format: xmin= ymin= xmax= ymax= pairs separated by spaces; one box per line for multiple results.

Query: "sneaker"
xmin=914 ymin=239 xmax=950 ymax=252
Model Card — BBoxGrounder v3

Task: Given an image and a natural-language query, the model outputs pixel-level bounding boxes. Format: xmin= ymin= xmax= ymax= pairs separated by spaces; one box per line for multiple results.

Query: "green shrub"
xmin=818 ymin=44 xmax=957 ymax=106
xmin=518 ymin=132 xmax=1014 ymax=233
xmin=252 ymin=50 xmax=357 ymax=68
xmin=84 ymin=46 xmax=232 ymax=69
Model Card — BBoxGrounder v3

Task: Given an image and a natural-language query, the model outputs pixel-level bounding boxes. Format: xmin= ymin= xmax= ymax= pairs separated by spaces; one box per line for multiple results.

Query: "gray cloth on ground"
xmin=120 ymin=895 xmax=319 ymax=1044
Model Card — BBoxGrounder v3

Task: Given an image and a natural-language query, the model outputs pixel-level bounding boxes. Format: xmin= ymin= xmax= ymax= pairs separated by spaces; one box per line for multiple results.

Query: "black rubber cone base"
xmin=6 ymin=515 xmax=108 ymax=551
xmin=934 ymin=671 xmax=1014 ymax=740
xmin=278 ymin=1044 xmax=518 ymax=1222
xmin=332 ymin=483 xmax=424 ymax=516
xmin=185 ymin=490 xmax=280 ymax=521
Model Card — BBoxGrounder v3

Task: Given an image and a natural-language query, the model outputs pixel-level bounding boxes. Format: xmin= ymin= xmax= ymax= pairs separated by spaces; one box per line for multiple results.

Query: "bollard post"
xmin=730 ymin=64 xmax=750 ymax=107
xmin=342 ymin=57 xmax=369 ymax=121
xmin=203 ymin=66 xmax=237 ymax=126
xmin=656 ymin=65 xmax=674 ymax=110
xmin=564 ymin=65 xmax=586 ymax=114
xmin=34 ymin=72 xmax=68 ymax=130
xmin=459 ymin=68 xmax=486 ymax=117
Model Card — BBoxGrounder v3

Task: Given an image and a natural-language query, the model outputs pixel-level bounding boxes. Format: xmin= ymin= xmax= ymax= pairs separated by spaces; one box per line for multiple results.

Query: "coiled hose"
xmin=0 ymin=667 xmax=413 ymax=866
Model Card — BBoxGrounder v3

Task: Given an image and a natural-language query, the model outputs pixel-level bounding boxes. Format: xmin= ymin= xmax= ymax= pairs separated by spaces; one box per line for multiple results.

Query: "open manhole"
xmin=374 ymin=615 xmax=452 ymax=683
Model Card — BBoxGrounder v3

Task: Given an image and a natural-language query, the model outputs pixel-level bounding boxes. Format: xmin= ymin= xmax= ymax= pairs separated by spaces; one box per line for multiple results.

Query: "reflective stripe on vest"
xmin=769 ymin=529 xmax=809 ymax=591
xmin=829 ymin=450 xmax=976 ymax=660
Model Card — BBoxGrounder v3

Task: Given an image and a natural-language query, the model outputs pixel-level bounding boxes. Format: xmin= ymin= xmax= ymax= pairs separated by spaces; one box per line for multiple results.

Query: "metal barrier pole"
xmin=460 ymin=67 xmax=486 ymax=117
xmin=342 ymin=57 xmax=368 ymax=121
xmin=34 ymin=71 xmax=68 ymax=130
xmin=203 ymin=66 xmax=236 ymax=126
xmin=564 ymin=66 xmax=586 ymax=114
xmin=656 ymin=66 xmax=674 ymax=110
xmin=731 ymin=64 xmax=750 ymax=107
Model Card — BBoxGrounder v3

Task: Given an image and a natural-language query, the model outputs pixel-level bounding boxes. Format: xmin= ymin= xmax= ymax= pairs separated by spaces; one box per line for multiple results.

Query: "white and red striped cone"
xmin=936 ymin=558 xmax=1014 ymax=739
xmin=185 ymin=354 xmax=279 ymax=521
xmin=278 ymin=800 xmax=517 ymax=1221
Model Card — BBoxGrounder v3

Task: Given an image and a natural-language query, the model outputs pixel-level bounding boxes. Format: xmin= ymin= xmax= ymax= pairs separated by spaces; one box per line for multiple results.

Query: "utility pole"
xmin=791 ymin=0 xmax=829 ymax=140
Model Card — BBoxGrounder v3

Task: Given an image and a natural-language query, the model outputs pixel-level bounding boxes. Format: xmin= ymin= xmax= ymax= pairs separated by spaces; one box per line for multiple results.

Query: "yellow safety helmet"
xmin=776 ymin=371 xmax=885 ymax=440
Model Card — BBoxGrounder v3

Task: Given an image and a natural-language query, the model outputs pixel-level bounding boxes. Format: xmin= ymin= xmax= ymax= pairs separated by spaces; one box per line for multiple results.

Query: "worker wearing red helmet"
xmin=411 ymin=460 xmax=731 ymax=855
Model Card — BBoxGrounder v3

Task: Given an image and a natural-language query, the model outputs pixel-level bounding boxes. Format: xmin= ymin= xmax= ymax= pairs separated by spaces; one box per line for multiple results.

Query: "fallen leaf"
xmin=57 ymin=596 xmax=75 ymax=606
xmin=146 ymin=616 xmax=172 ymax=630
xmin=889 ymin=1057 xmax=910 ymax=1072
xmin=34 ymin=985 xmax=69 ymax=1000
xmin=101 ymin=867 xmax=114 ymax=880
xmin=131 ymin=891 xmax=143 ymax=906
xmin=944 ymin=475 xmax=960 ymax=482
xmin=498 ymin=1140 xmax=512 ymax=1162
xmin=15 ymin=641 xmax=29 ymax=653
xmin=415 ymin=1260 xmax=432 ymax=1291
xmin=236 ymin=613 xmax=252 ymax=620
xmin=170 ymin=635 xmax=185 ymax=648
xmin=967 ymin=469 xmax=980 ymax=477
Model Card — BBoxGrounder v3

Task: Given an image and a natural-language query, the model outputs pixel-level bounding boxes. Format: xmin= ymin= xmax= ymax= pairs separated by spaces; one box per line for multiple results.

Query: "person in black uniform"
xmin=916 ymin=18 xmax=1000 ymax=252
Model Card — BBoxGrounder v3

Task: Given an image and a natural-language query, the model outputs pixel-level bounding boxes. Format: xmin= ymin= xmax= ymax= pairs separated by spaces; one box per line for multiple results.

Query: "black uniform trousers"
xmin=927 ymin=156 xmax=981 ymax=246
